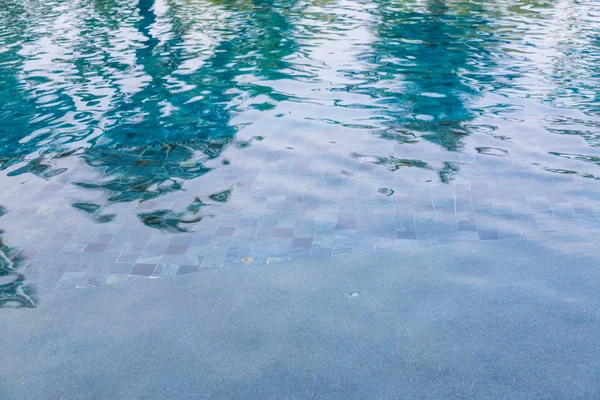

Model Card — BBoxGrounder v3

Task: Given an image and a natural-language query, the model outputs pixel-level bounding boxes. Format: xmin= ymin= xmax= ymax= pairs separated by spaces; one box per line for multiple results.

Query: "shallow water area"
xmin=1 ymin=0 xmax=600 ymax=306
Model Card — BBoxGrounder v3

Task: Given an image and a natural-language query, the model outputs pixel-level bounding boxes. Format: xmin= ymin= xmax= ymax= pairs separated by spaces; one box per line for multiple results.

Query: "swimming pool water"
xmin=1 ymin=0 xmax=600 ymax=306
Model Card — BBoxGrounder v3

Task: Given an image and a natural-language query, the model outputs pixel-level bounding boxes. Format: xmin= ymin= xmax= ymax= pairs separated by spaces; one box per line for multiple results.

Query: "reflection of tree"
xmin=352 ymin=152 xmax=432 ymax=172
xmin=486 ymin=0 xmax=598 ymax=180
xmin=540 ymin=0 xmax=600 ymax=147
xmin=0 ymin=207 xmax=37 ymax=308
xmin=1 ymin=0 xmax=138 ymax=180
xmin=1 ymin=0 xmax=307 ymax=232
xmin=68 ymin=0 xmax=304 ymax=231
xmin=366 ymin=0 xmax=495 ymax=152
xmin=351 ymin=0 xmax=498 ymax=184
xmin=0 ymin=1 xmax=66 ymax=179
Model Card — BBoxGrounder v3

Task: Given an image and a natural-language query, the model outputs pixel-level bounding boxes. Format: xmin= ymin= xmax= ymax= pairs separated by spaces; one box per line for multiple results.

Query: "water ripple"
xmin=1 ymin=0 xmax=600 ymax=292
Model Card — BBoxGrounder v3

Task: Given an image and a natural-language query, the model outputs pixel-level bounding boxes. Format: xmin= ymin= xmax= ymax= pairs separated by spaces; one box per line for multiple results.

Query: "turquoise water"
xmin=1 ymin=0 xmax=600 ymax=306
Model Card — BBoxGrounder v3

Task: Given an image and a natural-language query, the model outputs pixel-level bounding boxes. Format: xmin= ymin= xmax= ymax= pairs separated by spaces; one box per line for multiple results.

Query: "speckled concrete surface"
xmin=2 ymin=234 xmax=600 ymax=399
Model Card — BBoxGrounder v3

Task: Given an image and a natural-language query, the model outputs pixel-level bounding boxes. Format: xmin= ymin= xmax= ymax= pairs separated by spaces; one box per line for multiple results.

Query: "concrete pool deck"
xmin=2 ymin=234 xmax=600 ymax=399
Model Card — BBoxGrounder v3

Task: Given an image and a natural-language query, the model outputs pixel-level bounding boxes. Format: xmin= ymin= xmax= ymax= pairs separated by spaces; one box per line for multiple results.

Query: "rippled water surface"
xmin=1 ymin=0 xmax=600 ymax=305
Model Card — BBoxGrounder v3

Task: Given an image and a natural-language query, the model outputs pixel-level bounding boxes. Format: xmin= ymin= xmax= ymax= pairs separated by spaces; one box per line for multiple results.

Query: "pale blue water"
xmin=1 ymin=0 xmax=600 ymax=306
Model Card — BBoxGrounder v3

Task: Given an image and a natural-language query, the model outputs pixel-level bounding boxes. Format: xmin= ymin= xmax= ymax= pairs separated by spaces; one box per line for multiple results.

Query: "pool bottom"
xmin=1 ymin=223 xmax=590 ymax=303
xmin=2 ymin=234 xmax=600 ymax=399
xmin=3 ymin=120 xmax=600 ymax=297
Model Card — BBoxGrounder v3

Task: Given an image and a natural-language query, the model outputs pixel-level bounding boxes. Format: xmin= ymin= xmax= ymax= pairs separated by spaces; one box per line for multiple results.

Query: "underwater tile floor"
xmin=2 ymin=142 xmax=600 ymax=293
